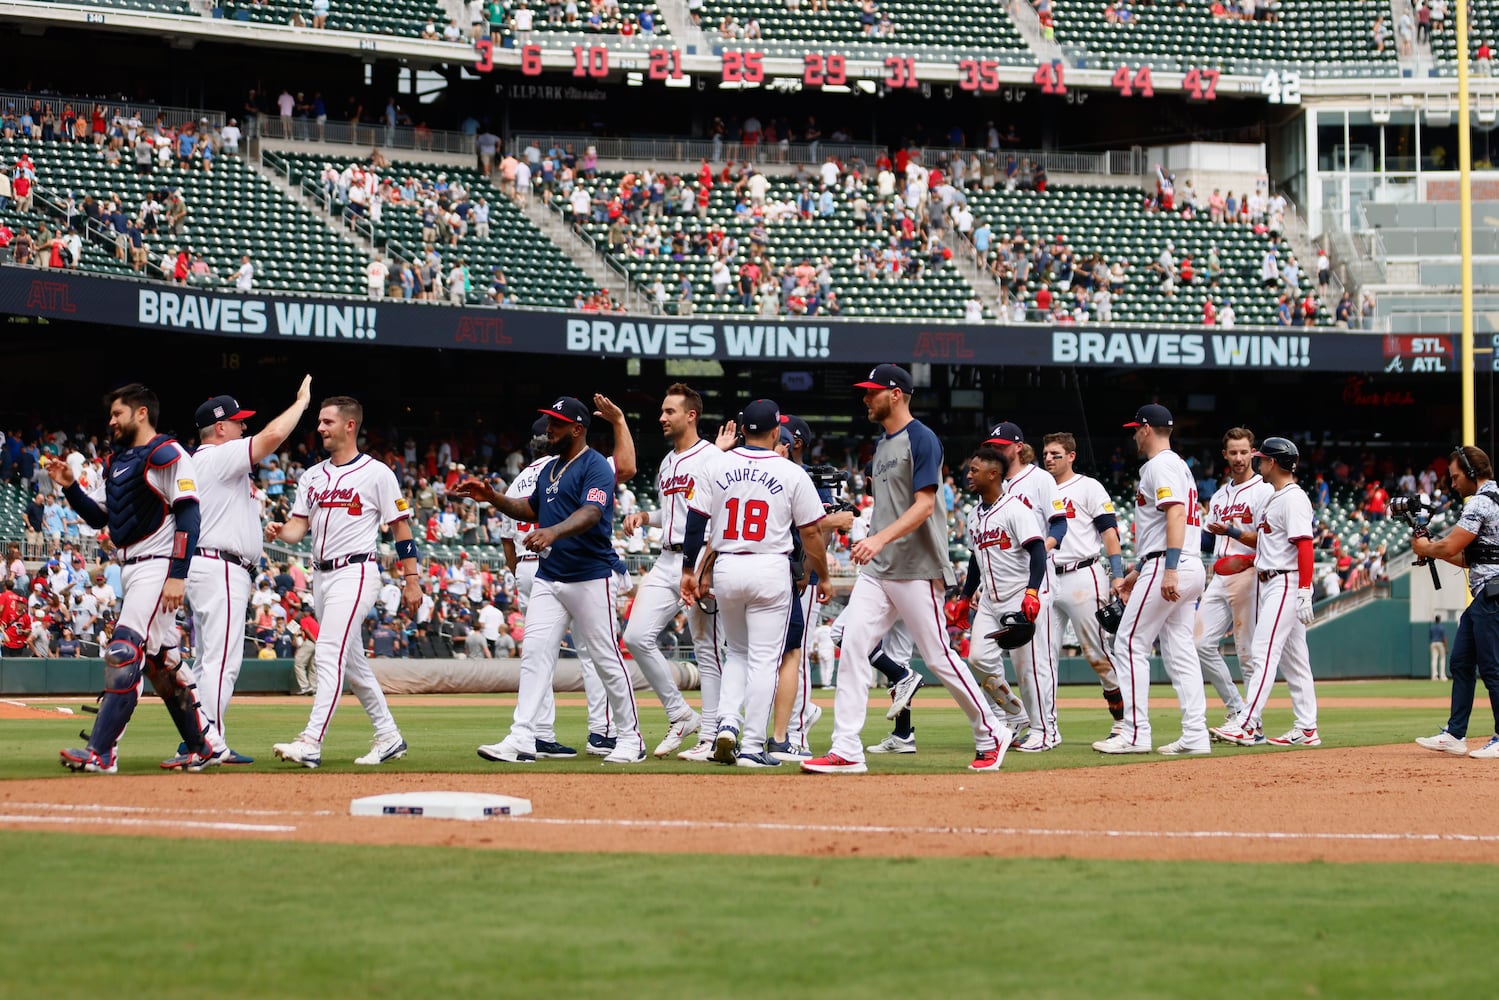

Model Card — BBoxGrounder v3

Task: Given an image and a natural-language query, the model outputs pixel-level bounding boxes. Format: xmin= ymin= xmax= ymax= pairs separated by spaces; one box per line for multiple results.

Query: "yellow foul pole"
xmin=1459 ymin=0 xmax=1476 ymax=445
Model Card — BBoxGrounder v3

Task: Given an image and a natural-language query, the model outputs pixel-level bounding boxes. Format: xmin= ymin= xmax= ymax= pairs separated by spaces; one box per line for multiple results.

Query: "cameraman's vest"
xmin=104 ymin=434 xmax=181 ymax=547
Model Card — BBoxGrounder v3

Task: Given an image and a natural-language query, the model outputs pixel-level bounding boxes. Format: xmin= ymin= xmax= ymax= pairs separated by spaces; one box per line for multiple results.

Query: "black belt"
xmin=1257 ymin=569 xmax=1293 ymax=583
xmin=313 ymin=553 xmax=377 ymax=572
xmin=518 ymin=554 xmax=539 ymax=562
xmin=1056 ymin=556 xmax=1099 ymax=575
xmin=664 ymin=543 xmax=684 ymax=553
xmin=120 ymin=554 xmax=169 ymax=566
xmin=1141 ymin=550 xmax=1166 ymax=560
xmin=195 ymin=547 xmax=254 ymax=572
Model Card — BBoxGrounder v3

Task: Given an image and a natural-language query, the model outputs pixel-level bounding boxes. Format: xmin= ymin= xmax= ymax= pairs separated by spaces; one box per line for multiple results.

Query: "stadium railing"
xmin=0 ymin=88 xmax=225 ymax=130
xmin=252 ymin=115 xmax=477 ymax=157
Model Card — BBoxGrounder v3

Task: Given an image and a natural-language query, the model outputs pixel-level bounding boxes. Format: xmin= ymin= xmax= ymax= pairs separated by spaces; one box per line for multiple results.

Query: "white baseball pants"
xmin=622 ymin=552 xmax=705 ymax=726
xmin=713 ymin=553 xmax=794 ymax=754
xmin=187 ymin=555 xmax=253 ymax=753
xmin=974 ymin=589 xmax=1060 ymax=746
xmin=1051 ymin=561 xmax=1118 ymax=687
xmin=118 ymin=558 xmax=181 ymax=657
xmin=1194 ymin=570 xmax=1256 ymax=720
xmin=829 ymin=575 xmax=1003 ymax=762
xmin=1109 ymin=556 xmax=1208 ymax=750
xmin=508 ymin=576 xmax=642 ymax=755
xmin=786 ymin=583 xmax=818 ymax=748
xmin=519 ymin=558 xmax=611 ymax=738
xmin=300 ymin=562 xmax=400 ymax=745
xmin=1239 ymin=573 xmax=1317 ymax=731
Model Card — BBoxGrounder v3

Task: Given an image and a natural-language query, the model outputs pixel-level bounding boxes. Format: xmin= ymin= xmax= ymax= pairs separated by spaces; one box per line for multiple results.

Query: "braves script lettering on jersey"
xmin=969 ymin=494 xmax=1042 ymax=604
xmin=291 ymin=455 xmax=409 ymax=560
xmin=1208 ymin=475 xmax=1272 ymax=559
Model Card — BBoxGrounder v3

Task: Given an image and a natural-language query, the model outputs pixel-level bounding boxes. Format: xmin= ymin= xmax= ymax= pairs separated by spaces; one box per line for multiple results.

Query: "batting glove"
xmin=1021 ymin=588 xmax=1041 ymax=623
xmin=1296 ymin=587 xmax=1315 ymax=625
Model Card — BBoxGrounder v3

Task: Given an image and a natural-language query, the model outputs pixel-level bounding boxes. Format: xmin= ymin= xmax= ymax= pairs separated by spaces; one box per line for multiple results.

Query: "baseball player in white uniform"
xmin=983 ymin=422 xmax=1066 ymax=749
xmin=53 ymin=384 xmax=217 ymax=774
xmin=1041 ymin=431 xmax=1127 ymax=733
xmin=1210 ymin=437 xmax=1320 ymax=747
xmin=268 ymin=395 xmax=418 ymax=768
xmin=804 ymin=365 xmax=1009 ymax=774
xmin=1093 ymin=404 xmax=1210 ymax=756
xmin=622 ymin=383 xmax=725 ymax=758
xmin=681 ymin=398 xmax=829 ymax=767
xmin=162 ymin=377 xmax=313 ymax=769
xmin=461 ymin=395 xmax=645 ymax=765
xmin=1197 ymin=428 xmax=1273 ymax=733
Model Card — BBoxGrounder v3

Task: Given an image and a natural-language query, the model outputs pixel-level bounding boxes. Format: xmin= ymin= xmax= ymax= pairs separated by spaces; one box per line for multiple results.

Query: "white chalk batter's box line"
xmin=3 ymin=802 xmax=1499 ymax=845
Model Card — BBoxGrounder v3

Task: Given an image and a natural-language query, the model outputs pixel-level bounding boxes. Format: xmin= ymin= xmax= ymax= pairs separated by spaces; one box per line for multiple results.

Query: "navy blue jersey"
xmin=531 ymin=448 xmax=616 ymax=583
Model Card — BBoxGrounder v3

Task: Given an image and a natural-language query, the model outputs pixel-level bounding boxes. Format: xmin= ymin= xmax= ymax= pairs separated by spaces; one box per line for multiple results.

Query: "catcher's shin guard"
xmin=145 ymin=647 xmax=212 ymax=754
xmin=87 ymin=625 xmax=145 ymax=754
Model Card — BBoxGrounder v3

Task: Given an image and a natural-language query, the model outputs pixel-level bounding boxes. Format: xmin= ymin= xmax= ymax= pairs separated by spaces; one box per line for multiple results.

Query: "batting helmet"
xmin=987 ymin=611 xmax=1036 ymax=650
xmin=1255 ymin=437 xmax=1299 ymax=473
xmin=1095 ymin=595 xmax=1125 ymax=634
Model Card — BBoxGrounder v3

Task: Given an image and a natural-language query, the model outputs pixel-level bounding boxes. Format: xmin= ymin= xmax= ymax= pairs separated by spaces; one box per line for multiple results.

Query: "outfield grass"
xmin=0 ymin=831 xmax=1492 ymax=999
xmin=0 ymin=680 xmax=1453 ymax=780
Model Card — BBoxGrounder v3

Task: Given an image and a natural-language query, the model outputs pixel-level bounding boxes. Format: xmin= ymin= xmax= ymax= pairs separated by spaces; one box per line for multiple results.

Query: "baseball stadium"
xmin=2 ymin=0 xmax=1499 ymax=994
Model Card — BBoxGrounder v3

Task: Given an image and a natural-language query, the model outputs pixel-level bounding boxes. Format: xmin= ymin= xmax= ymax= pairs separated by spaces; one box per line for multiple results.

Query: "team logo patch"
xmin=1155 ymin=487 xmax=1173 ymax=500
xmin=586 ymin=488 xmax=608 ymax=504
xmin=1102 ymin=501 xmax=1116 ymax=513
xmin=394 ymin=497 xmax=410 ymax=511
xmin=1051 ymin=499 xmax=1066 ymax=511
xmin=213 ymin=405 xmax=225 ymax=419
xmin=177 ymin=479 xmax=195 ymax=492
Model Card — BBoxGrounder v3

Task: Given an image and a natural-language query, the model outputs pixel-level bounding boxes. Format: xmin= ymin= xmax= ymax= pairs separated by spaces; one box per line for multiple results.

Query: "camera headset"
xmin=1453 ymin=445 xmax=1479 ymax=483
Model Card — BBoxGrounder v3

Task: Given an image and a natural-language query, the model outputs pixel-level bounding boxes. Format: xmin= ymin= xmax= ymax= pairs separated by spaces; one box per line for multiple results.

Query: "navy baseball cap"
xmin=854 ymin=364 xmax=914 ymax=394
xmin=1124 ymin=404 xmax=1173 ymax=428
xmin=740 ymin=399 xmax=782 ymax=433
xmin=196 ymin=394 xmax=255 ymax=428
xmin=984 ymin=421 xmax=1024 ymax=446
xmin=538 ymin=396 xmax=591 ymax=428
xmin=530 ymin=416 xmax=550 ymax=436
xmin=781 ymin=414 xmax=813 ymax=445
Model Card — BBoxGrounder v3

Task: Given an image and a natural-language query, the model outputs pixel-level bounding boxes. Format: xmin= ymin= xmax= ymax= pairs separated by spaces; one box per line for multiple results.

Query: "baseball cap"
xmin=984 ymin=421 xmax=1024 ymax=446
xmin=530 ymin=416 xmax=550 ymax=436
xmin=778 ymin=426 xmax=795 ymax=448
xmin=538 ymin=396 xmax=591 ymax=428
xmin=781 ymin=414 xmax=813 ymax=445
xmin=196 ymin=394 xmax=255 ymax=428
xmin=739 ymin=399 xmax=782 ymax=433
xmin=854 ymin=364 xmax=914 ymax=394
xmin=1123 ymin=403 xmax=1174 ymax=428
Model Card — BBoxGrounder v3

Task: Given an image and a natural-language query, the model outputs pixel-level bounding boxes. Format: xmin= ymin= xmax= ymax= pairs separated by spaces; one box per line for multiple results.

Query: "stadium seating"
xmin=0 ymin=205 xmax=138 ymax=276
xmin=219 ymin=0 xmax=450 ymax=37
xmin=1 ymin=137 xmax=369 ymax=295
xmin=1048 ymin=0 xmax=1401 ymax=73
xmin=37 ymin=0 xmax=195 ymax=14
xmin=273 ymin=152 xmax=600 ymax=308
xmin=521 ymin=1 xmax=671 ymax=36
xmin=1427 ymin=5 xmax=1498 ymax=70
xmin=966 ymin=185 xmax=1325 ymax=325
xmin=699 ymin=0 xmax=1027 ymax=51
xmin=574 ymin=170 xmax=974 ymax=319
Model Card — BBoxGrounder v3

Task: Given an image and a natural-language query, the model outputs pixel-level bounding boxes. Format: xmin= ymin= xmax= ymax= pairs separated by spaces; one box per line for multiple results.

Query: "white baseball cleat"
xmin=476 ymin=737 xmax=535 ymax=763
xmin=1092 ymin=734 xmax=1150 ymax=755
xmin=866 ymin=733 xmax=917 ymax=754
xmin=802 ymin=702 xmax=823 ymax=735
xmin=677 ymin=740 xmax=715 ymax=762
xmin=1415 ymin=730 xmax=1470 ymax=756
xmin=272 ymin=739 xmax=322 ymax=769
xmin=355 ymin=733 xmax=408 ymax=766
xmin=1266 ymin=727 xmax=1322 ymax=748
xmin=653 ymin=710 xmax=701 ymax=758
xmin=1157 ymin=739 xmax=1210 ymax=756
xmin=603 ymin=737 xmax=647 ymax=764
xmin=1013 ymin=732 xmax=1053 ymax=753
xmin=1469 ymin=735 xmax=1499 ymax=759
xmin=885 ymin=669 xmax=925 ymax=720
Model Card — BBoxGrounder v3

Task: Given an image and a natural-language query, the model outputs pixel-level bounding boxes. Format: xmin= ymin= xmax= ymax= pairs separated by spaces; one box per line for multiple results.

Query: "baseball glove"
xmin=1213 ymin=554 xmax=1255 ymax=576
xmin=1095 ymin=595 xmax=1125 ymax=634
xmin=987 ymin=611 xmax=1035 ymax=650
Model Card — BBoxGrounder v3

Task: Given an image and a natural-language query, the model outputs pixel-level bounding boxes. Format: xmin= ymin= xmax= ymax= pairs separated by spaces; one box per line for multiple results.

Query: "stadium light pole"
xmin=1459 ymin=0 xmax=1476 ymax=446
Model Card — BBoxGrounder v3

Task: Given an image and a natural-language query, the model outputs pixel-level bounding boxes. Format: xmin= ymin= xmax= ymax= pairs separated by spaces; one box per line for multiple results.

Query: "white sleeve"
xmin=148 ymin=446 xmax=198 ymax=505
xmin=1286 ymin=490 xmax=1315 ymax=540
xmin=290 ymin=470 xmax=314 ymax=518
xmin=1009 ymin=502 xmax=1042 ymax=546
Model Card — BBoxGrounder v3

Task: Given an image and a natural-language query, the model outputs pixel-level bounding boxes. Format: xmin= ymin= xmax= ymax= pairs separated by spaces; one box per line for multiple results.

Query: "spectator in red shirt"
xmin=1365 ymin=481 xmax=1389 ymax=521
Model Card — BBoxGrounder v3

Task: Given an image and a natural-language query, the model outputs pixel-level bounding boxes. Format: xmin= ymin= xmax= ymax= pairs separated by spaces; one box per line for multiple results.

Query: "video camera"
xmin=807 ymin=464 xmax=858 ymax=514
xmin=1391 ymin=493 xmax=1441 ymax=590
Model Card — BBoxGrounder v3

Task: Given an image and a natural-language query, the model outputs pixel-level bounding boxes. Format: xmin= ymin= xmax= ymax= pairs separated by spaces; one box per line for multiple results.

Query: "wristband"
xmin=1164 ymin=547 xmax=1181 ymax=570
xmin=394 ymin=537 xmax=420 ymax=561
xmin=403 ymin=573 xmax=420 ymax=579
xmin=1225 ymin=523 xmax=1243 ymax=540
xmin=1108 ymin=554 xmax=1124 ymax=578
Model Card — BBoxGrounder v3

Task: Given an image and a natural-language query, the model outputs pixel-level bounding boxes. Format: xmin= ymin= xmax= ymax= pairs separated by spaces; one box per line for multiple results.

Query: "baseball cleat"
xmin=60 ymin=747 xmax=117 ymax=774
xmin=221 ymin=749 xmax=255 ymax=765
xmin=1092 ymin=734 xmax=1150 ymax=755
xmin=968 ymin=747 xmax=1007 ymax=772
xmin=356 ymin=734 xmax=409 ymax=765
xmin=803 ymin=703 xmax=823 ymax=734
xmin=1468 ymin=735 xmax=1499 ymax=759
xmin=159 ymin=751 xmax=193 ymax=770
xmin=1415 ymin=730 xmax=1470 ymax=756
xmin=603 ymin=738 xmax=647 ymax=764
xmin=1014 ymin=732 xmax=1054 ymax=753
xmin=477 ymin=738 xmax=535 ymax=764
xmin=677 ymin=740 xmax=716 ymax=762
xmin=713 ymin=726 xmax=740 ymax=764
xmin=654 ymin=710 xmax=702 ymax=758
xmin=272 ymin=739 xmax=322 ymax=768
xmin=586 ymin=733 xmax=617 ymax=756
xmin=1157 ymin=739 xmax=1210 ymax=756
xmin=1007 ymin=726 xmax=1032 ymax=749
xmin=867 ymin=733 xmax=917 ymax=754
xmin=1266 ymin=727 xmax=1322 ymax=748
xmin=767 ymin=738 xmax=813 ymax=763
xmin=186 ymin=747 xmax=228 ymax=772
xmin=1208 ymin=721 xmax=1265 ymax=747
xmin=800 ymin=753 xmax=869 ymax=774
xmin=886 ymin=669 xmax=925 ymax=720
xmin=534 ymin=739 xmax=578 ymax=760
xmin=735 ymin=751 xmax=782 ymax=768
xmin=982 ymin=676 xmax=1025 ymax=717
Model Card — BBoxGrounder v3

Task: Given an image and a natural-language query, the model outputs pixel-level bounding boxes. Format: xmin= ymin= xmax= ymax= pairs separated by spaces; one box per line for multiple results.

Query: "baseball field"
xmin=2 ymin=680 xmax=1496 ymax=998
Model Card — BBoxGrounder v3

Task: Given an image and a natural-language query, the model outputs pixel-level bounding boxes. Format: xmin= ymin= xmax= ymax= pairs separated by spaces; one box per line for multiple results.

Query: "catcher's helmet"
xmin=987 ymin=611 xmax=1036 ymax=650
xmin=1095 ymin=595 xmax=1125 ymax=634
xmin=1255 ymin=437 xmax=1299 ymax=473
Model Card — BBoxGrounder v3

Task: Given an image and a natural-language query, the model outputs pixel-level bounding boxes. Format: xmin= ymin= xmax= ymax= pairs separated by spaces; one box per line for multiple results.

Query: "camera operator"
xmin=1413 ymin=446 xmax=1499 ymax=758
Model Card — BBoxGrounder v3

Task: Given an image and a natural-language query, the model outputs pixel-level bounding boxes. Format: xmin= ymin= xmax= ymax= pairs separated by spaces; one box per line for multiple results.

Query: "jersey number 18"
xmin=722 ymin=498 xmax=769 ymax=541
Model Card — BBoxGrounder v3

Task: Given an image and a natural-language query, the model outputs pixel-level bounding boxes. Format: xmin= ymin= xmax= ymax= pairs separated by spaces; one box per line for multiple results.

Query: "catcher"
xmin=958 ymin=445 xmax=1055 ymax=751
